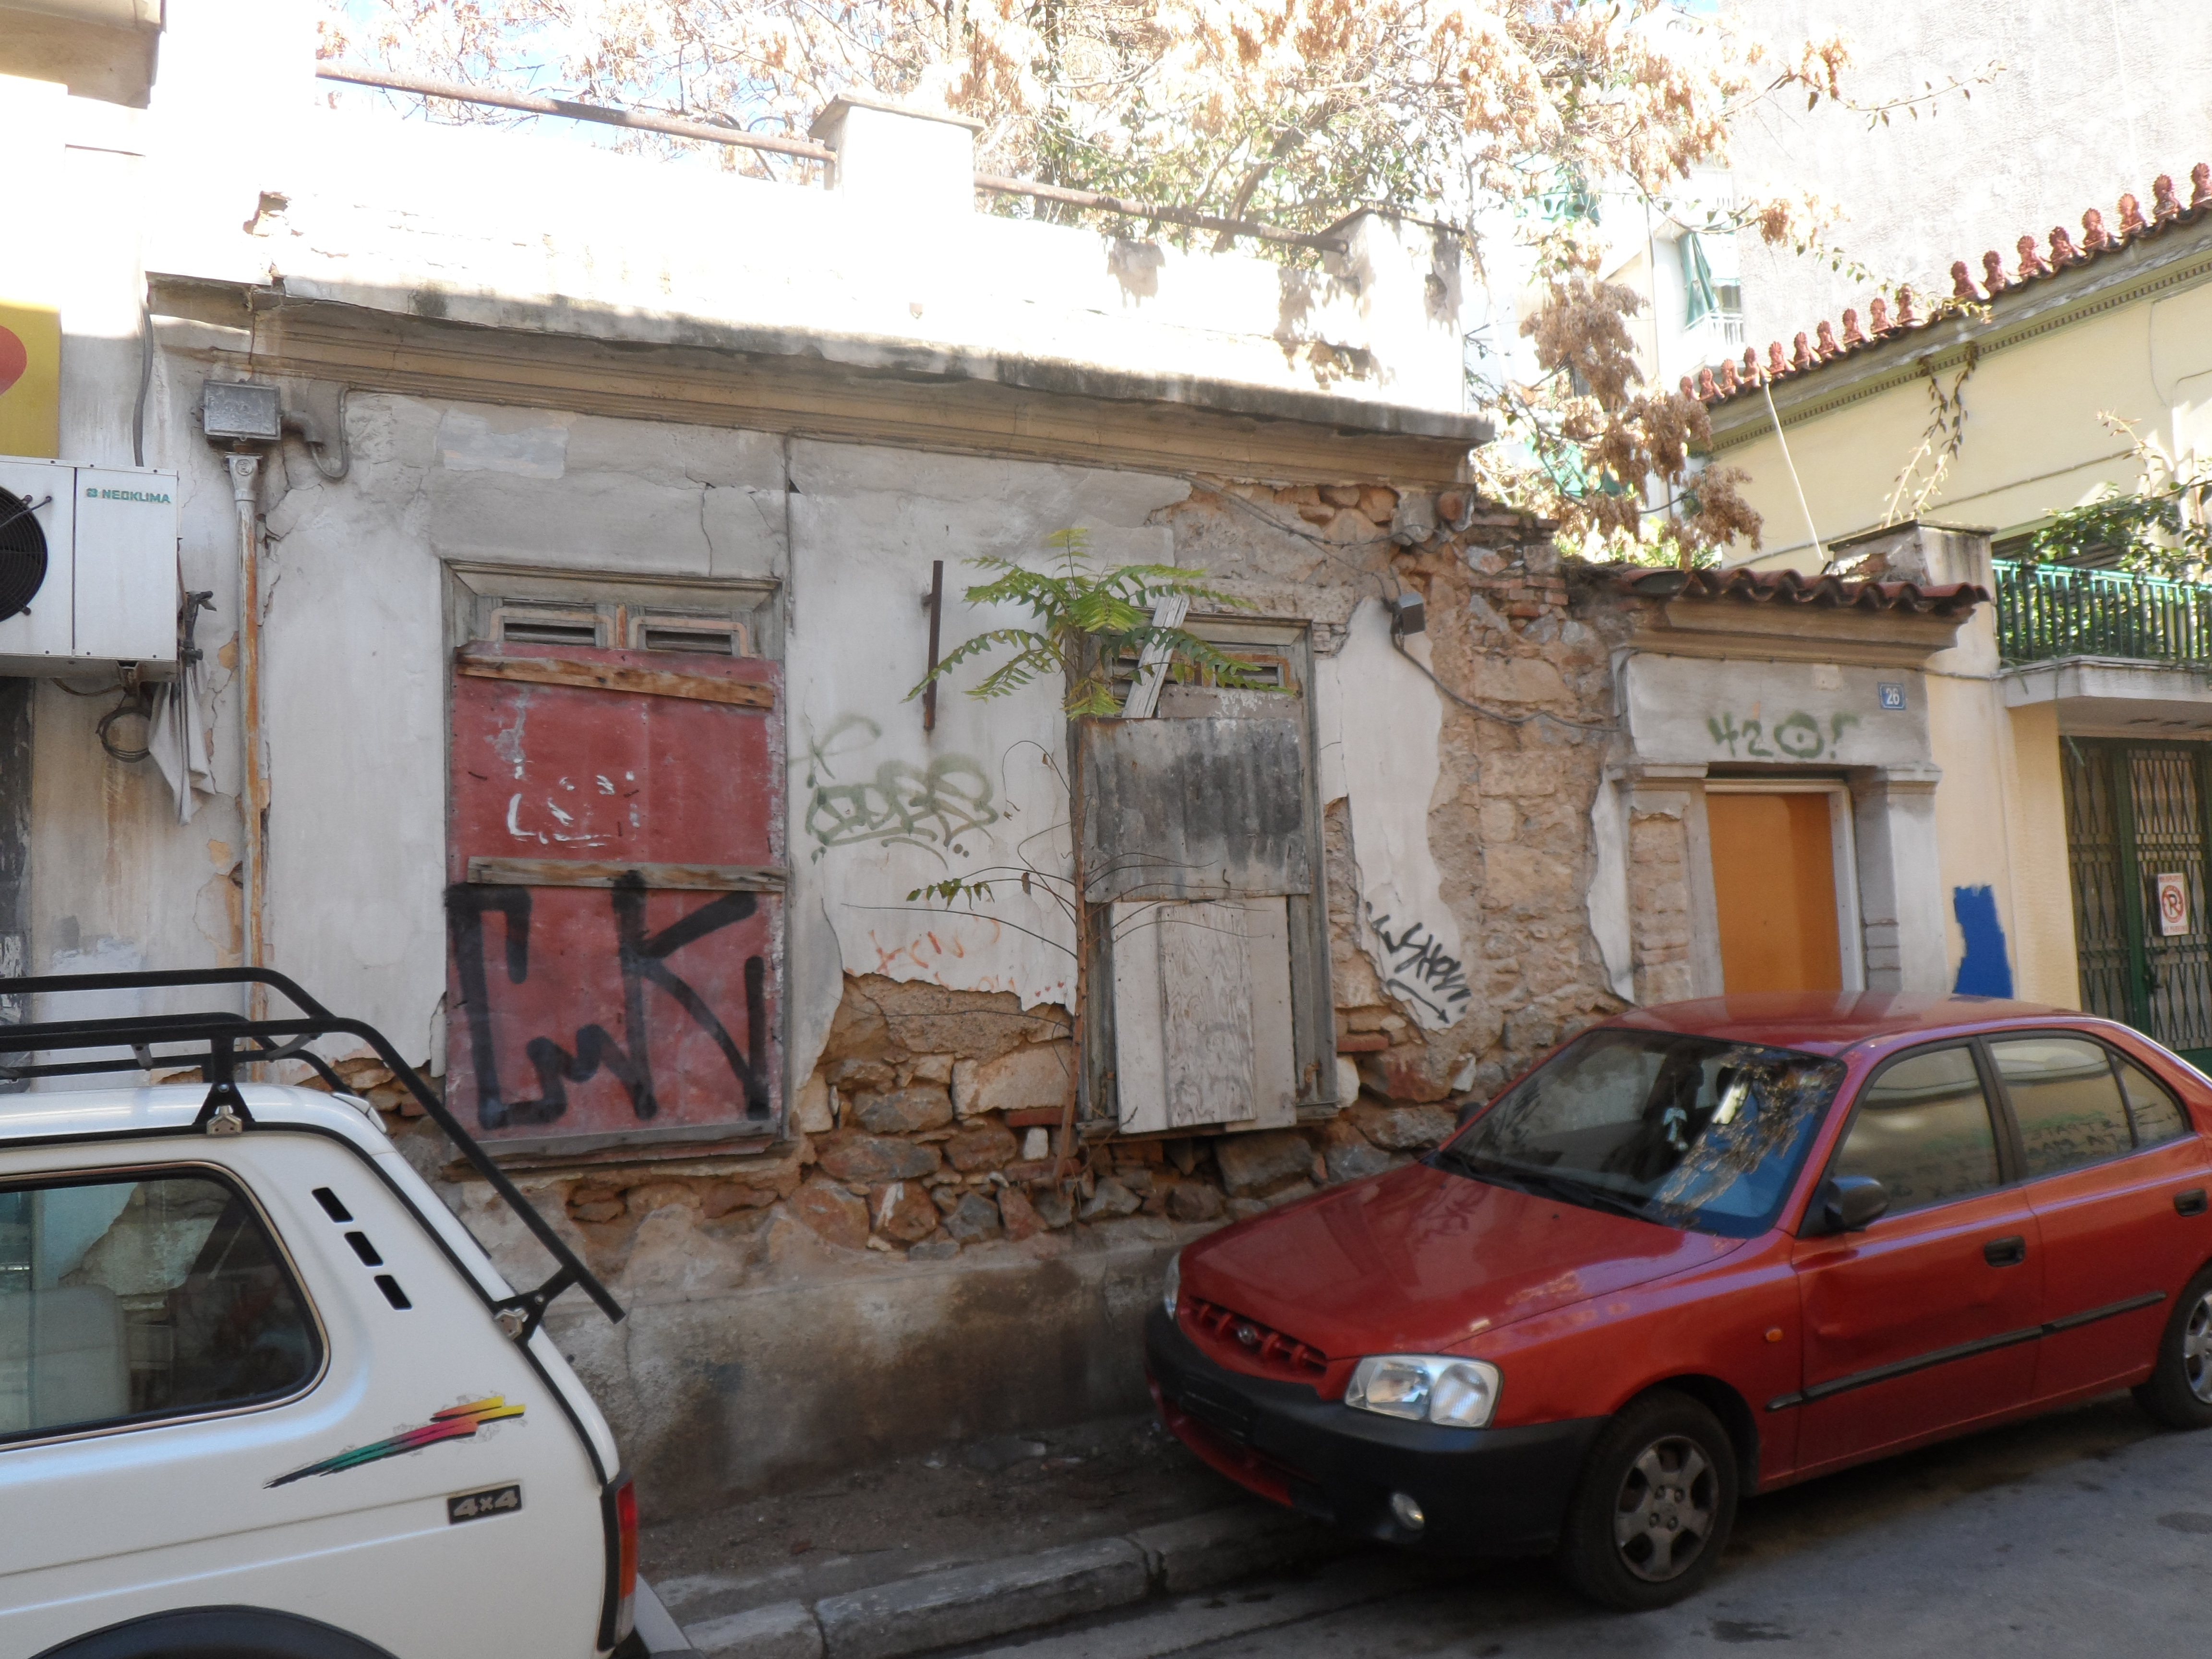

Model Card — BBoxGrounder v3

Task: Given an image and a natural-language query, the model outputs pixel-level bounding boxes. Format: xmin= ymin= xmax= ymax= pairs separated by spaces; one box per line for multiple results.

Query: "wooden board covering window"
xmin=1110 ymin=897 xmax=1298 ymax=1133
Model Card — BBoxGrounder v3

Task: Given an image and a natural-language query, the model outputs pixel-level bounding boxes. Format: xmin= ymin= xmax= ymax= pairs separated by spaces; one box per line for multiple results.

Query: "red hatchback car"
xmin=1147 ymin=994 xmax=2212 ymax=1609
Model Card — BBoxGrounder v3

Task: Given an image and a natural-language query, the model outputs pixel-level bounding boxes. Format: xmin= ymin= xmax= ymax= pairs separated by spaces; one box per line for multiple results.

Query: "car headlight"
xmin=1162 ymin=1252 xmax=1180 ymax=1320
xmin=1345 ymin=1355 xmax=1501 ymax=1428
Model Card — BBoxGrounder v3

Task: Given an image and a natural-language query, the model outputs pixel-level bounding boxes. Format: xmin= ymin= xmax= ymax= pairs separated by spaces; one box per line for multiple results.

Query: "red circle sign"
xmin=0 ymin=326 xmax=25 ymax=398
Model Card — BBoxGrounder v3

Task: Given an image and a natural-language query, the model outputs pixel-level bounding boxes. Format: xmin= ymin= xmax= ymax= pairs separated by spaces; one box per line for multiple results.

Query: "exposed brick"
xmin=701 ymin=1182 xmax=778 ymax=1220
xmin=945 ymin=1121 xmax=1019 ymax=1172
xmin=855 ymin=1085 xmax=954 ymax=1134
xmin=817 ymin=1133 xmax=943 ymax=1184
xmin=1214 ymin=1130 xmax=1315 ymax=1198
xmin=789 ymin=1181 xmax=868 ymax=1251
xmin=869 ymin=1179 xmax=942 ymax=1243
xmin=998 ymin=1186 xmax=1046 ymax=1241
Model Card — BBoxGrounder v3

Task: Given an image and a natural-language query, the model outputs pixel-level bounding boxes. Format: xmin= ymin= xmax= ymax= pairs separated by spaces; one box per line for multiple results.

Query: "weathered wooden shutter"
xmin=1083 ymin=628 xmax=1331 ymax=1133
xmin=445 ymin=639 xmax=784 ymax=1155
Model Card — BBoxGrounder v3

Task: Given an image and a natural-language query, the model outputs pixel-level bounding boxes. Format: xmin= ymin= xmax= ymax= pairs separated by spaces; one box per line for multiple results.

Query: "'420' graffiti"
xmin=1707 ymin=710 xmax=1861 ymax=762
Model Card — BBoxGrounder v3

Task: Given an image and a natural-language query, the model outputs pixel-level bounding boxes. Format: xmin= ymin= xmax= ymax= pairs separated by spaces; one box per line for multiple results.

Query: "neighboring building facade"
xmin=1686 ymin=164 xmax=2212 ymax=1072
xmin=1 ymin=0 xmax=2007 ymax=1514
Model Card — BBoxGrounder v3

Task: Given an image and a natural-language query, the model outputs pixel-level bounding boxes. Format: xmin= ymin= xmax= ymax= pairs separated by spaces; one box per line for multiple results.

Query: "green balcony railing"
xmin=1993 ymin=558 xmax=2212 ymax=666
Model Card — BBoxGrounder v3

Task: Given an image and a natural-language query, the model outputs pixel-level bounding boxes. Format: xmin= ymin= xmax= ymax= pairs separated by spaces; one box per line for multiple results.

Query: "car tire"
xmin=2133 ymin=1261 xmax=2212 ymax=1430
xmin=1553 ymin=1391 xmax=1738 ymax=1612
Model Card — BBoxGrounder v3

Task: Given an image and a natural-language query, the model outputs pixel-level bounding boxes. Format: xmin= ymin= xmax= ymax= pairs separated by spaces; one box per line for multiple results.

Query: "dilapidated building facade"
xmin=1 ymin=0 xmax=1995 ymax=1510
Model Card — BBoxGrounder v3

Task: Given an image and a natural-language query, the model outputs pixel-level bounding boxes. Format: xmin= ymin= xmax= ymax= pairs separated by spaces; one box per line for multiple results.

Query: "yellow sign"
xmin=0 ymin=300 xmax=60 ymax=459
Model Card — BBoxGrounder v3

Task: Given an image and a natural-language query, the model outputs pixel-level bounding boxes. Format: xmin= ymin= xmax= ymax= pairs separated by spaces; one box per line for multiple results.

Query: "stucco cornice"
xmin=1705 ymin=212 xmax=2212 ymax=452
xmin=148 ymin=275 xmax=1486 ymax=487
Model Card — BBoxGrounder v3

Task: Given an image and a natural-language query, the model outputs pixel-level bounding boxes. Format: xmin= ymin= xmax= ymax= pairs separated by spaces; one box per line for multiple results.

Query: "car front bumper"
xmin=1145 ymin=1305 xmax=1603 ymax=1558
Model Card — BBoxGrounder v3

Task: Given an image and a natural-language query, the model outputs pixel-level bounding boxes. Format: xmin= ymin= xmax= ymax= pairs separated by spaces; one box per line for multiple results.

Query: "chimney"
xmin=809 ymin=93 xmax=982 ymax=225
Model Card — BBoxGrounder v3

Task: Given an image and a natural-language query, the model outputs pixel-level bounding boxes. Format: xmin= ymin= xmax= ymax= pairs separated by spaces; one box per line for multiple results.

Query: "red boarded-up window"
xmin=446 ymin=640 xmax=784 ymax=1153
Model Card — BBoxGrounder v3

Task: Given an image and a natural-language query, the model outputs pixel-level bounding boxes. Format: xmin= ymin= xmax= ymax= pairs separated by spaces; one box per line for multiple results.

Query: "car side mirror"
xmin=1455 ymin=1098 xmax=1483 ymax=1128
xmin=1817 ymin=1175 xmax=1888 ymax=1234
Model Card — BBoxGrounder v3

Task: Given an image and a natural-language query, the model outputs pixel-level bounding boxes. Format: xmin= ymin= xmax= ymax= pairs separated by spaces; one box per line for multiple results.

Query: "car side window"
xmin=1831 ymin=1045 xmax=2002 ymax=1214
xmin=2115 ymin=1058 xmax=2190 ymax=1148
xmin=0 ymin=1171 xmax=321 ymax=1443
xmin=1989 ymin=1035 xmax=2135 ymax=1179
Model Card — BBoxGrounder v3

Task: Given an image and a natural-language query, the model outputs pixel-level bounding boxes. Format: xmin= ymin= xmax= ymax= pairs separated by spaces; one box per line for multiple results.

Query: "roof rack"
xmin=0 ymin=967 xmax=622 ymax=1338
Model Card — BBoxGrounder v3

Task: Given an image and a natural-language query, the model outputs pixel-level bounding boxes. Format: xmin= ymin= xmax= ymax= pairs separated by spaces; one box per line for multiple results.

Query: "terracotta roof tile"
xmin=1685 ymin=162 xmax=2212 ymax=407
xmin=1618 ymin=565 xmax=1987 ymax=616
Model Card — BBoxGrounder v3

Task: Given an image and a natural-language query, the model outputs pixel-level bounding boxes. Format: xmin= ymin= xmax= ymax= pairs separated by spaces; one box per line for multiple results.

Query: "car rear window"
xmin=0 ymin=1169 xmax=322 ymax=1443
xmin=1431 ymin=1029 xmax=1846 ymax=1236
xmin=2116 ymin=1057 xmax=2190 ymax=1147
xmin=1989 ymin=1036 xmax=2134 ymax=1180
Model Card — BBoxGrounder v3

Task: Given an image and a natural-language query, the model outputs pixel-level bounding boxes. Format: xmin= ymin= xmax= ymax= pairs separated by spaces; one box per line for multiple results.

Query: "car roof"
xmin=0 ymin=1083 xmax=389 ymax=1149
xmin=1604 ymin=992 xmax=2095 ymax=1057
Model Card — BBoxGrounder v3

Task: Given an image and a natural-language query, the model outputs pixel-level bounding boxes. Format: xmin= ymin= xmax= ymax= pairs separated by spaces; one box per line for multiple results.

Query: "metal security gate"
xmin=2063 ymin=738 xmax=2212 ymax=1067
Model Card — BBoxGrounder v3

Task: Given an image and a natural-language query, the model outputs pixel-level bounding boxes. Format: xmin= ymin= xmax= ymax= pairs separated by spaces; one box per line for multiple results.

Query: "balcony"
xmin=1993 ymin=558 xmax=2212 ymax=666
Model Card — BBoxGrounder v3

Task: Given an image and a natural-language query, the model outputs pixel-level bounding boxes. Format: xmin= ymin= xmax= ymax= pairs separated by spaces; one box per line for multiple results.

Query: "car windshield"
xmin=1431 ymin=1028 xmax=1846 ymax=1237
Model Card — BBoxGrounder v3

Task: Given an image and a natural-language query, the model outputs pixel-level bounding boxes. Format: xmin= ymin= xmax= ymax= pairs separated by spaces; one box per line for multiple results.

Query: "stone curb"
xmin=682 ymin=1504 xmax=1345 ymax=1659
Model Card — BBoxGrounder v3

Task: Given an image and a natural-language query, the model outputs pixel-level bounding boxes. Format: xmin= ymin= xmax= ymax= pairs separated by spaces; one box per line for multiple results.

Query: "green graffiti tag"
xmin=803 ymin=714 xmax=999 ymax=862
xmin=1706 ymin=710 xmax=1860 ymax=761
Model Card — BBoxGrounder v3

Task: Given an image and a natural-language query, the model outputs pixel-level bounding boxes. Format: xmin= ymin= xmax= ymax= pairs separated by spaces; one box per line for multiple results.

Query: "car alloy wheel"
xmin=2133 ymin=1262 xmax=2212 ymax=1431
xmin=2183 ymin=1290 xmax=2212 ymax=1405
xmin=1611 ymin=1434 xmax=1717 ymax=1582
xmin=1556 ymin=1391 xmax=1738 ymax=1611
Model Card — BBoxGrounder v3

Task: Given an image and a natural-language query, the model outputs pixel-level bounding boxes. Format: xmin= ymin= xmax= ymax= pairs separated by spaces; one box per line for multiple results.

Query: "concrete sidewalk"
xmin=635 ymin=1413 xmax=1347 ymax=1659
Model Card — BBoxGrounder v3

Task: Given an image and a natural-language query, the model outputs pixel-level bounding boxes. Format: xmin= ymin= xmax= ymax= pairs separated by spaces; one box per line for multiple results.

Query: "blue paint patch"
xmin=1952 ymin=885 xmax=2014 ymax=998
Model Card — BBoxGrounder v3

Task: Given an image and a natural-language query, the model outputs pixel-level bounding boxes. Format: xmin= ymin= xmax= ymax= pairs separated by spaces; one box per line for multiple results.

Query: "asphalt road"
xmin=967 ymin=1394 xmax=2212 ymax=1659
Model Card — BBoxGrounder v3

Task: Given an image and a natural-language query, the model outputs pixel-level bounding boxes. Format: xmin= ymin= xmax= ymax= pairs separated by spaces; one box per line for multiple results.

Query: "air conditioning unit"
xmin=0 ymin=455 xmax=180 ymax=677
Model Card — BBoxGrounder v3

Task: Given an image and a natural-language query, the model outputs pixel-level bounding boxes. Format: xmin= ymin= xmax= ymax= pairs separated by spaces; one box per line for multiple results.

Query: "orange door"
xmin=1707 ymin=792 xmax=1842 ymax=992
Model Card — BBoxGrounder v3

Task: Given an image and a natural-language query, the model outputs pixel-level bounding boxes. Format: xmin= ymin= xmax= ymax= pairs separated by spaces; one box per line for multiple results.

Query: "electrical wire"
xmin=132 ymin=301 xmax=153 ymax=469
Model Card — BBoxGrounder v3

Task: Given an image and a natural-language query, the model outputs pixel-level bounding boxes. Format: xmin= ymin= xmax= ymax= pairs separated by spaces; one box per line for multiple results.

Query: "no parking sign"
xmin=2156 ymin=872 xmax=2190 ymax=937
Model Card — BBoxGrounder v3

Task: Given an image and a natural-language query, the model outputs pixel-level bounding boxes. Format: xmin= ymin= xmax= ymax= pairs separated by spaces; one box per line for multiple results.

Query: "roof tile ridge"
xmin=1689 ymin=159 xmax=2212 ymax=407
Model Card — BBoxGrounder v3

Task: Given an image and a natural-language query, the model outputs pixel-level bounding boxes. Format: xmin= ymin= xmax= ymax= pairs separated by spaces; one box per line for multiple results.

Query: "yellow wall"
xmin=0 ymin=74 xmax=65 ymax=459
xmin=1707 ymin=276 xmax=2187 ymax=1009
xmin=2002 ymin=700 xmax=2080 ymax=1007
xmin=1718 ymin=284 xmax=2212 ymax=565
xmin=0 ymin=300 xmax=60 ymax=459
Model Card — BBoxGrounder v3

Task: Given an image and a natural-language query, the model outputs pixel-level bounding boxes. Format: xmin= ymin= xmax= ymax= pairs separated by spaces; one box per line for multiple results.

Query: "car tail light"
xmin=600 ymin=1473 xmax=638 ymax=1650
xmin=615 ymin=1479 xmax=639 ymax=1639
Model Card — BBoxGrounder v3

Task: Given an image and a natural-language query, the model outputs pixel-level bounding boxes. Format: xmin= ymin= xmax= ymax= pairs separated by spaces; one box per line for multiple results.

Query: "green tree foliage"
xmin=910 ymin=529 xmax=1268 ymax=716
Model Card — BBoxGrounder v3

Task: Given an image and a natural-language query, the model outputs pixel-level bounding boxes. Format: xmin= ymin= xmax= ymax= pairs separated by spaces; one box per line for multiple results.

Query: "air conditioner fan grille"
xmin=0 ymin=488 xmax=48 ymax=620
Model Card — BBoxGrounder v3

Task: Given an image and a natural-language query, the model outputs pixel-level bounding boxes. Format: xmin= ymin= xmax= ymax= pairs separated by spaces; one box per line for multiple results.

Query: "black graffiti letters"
xmin=1365 ymin=904 xmax=1473 ymax=1025
xmin=447 ymin=873 xmax=770 ymax=1131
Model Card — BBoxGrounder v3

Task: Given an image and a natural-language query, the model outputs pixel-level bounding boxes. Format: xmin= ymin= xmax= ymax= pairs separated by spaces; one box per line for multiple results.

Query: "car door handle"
xmin=2177 ymin=1189 xmax=2208 ymax=1217
xmin=1983 ymin=1235 xmax=2028 ymax=1267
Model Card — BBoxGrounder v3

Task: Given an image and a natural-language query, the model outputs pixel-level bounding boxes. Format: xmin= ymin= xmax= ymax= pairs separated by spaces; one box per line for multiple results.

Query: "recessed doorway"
xmin=1705 ymin=781 xmax=1863 ymax=994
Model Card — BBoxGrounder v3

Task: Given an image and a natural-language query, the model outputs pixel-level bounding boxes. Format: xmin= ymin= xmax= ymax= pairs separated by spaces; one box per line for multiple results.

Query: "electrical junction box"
xmin=0 ymin=454 xmax=180 ymax=677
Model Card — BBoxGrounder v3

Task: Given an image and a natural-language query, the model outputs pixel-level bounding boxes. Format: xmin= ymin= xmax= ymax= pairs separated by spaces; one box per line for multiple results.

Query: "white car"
xmin=0 ymin=969 xmax=639 ymax=1659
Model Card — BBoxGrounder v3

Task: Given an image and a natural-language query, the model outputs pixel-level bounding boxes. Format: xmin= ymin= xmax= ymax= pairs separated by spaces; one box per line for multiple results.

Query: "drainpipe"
xmin=227 ymin=451 xmax=268 ymax=1024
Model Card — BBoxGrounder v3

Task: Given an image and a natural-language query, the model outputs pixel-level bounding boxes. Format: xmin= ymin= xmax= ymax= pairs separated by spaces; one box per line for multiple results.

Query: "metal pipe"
xmin=313 ymin=64 xmax=838 ymax=163
xmin=972 ymin=173 xmax=1346 ymax=252
xmin=226 ymin=453 xmax=268 ymax=1029
xmin=312 ymin=63 xmax=1346 ymax=253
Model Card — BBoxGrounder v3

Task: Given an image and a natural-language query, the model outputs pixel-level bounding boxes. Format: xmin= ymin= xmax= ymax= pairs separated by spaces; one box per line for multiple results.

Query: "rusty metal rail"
xmin=313 ymin=63 xmax=1346 ymax=253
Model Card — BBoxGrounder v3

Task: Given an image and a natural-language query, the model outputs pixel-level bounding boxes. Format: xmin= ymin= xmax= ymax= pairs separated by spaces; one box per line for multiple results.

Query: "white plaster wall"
xmin=781 ymin=442 xmax=1190 ymax=1081
xmin=1315 ymin=599 xmax=1467 ymax=1031
xmin=1622 ymin=654 xmax=1930 ymax=770
xmin=129 ymin=20 xmax=1462 ymax=421
xmin=24 ymin=130 xmax=252 ymax=1046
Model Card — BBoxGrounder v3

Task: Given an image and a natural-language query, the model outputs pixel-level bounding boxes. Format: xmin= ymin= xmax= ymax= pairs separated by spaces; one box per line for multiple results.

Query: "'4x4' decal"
xmin=266 ymin=1396 xmax=524 ymax=1487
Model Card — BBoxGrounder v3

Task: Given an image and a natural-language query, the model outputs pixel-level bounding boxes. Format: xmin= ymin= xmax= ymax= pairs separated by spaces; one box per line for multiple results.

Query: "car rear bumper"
xmin=1145 ymin=1306 xmax=1603 ymax=1559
